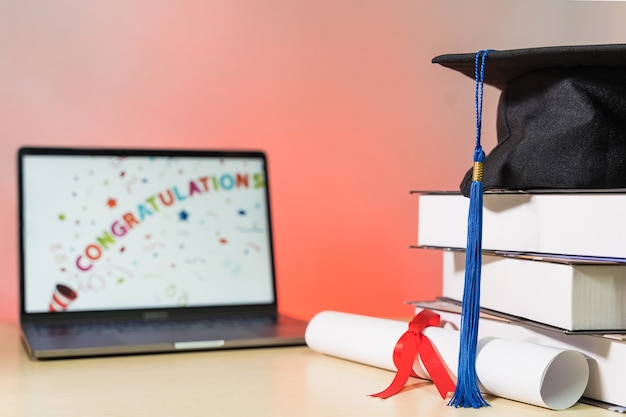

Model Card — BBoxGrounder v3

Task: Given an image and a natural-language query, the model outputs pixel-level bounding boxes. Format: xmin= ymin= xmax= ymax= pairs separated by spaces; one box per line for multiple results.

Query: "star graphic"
xmin=179 ymin=210 xmax=189 ymax=221
xmin=106 ymin=198 xmax=117 ymax=208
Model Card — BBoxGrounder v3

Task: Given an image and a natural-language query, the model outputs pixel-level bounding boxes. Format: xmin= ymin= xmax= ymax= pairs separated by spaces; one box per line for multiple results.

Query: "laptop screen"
xmin=19 ymin=148 xmax=277 ymax=314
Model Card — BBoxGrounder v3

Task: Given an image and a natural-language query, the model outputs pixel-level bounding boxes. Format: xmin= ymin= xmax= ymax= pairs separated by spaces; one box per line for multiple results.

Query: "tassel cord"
xmin=448 ymin=49 xmax=491 ymax=409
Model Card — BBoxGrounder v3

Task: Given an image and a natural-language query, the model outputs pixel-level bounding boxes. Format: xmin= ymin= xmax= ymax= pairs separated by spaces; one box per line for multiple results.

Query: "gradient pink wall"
xmin=2 ymin=1 xmax=626 ymax=322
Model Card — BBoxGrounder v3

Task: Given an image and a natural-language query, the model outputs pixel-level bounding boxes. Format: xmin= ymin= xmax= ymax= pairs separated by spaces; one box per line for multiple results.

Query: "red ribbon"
xmin=370 ymin=309 xmax=456 ymax=400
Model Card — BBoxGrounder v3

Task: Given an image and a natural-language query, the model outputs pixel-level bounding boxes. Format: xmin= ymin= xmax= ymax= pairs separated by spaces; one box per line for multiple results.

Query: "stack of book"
xmin=411 ymin=190 xmax=626 ymax=410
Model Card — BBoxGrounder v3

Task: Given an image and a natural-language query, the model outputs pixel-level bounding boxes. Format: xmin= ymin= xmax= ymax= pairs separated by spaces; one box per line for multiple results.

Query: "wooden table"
xmin=0 ymin=322 xmax=616 ymax=417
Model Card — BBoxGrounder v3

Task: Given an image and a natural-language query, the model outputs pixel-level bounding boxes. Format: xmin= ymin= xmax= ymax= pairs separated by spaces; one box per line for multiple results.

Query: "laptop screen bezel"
xmin=18 ymin=146 xmax=280 ymax=323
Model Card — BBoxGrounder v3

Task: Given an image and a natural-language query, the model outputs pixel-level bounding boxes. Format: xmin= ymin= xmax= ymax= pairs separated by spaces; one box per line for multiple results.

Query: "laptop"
xmin=18 ymin=147 xmax=308 ymax=359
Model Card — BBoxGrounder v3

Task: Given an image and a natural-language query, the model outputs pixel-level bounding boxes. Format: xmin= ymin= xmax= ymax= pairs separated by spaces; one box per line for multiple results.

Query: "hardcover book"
xmin=415 ymin=191 xmax=626 ymax=260
xmin=441 ymin=250 xmax=626 ymax=332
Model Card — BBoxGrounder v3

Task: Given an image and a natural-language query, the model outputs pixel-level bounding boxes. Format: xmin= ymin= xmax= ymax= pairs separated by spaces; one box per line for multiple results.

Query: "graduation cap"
xmin=434 ymin=44 xmax=626 ymax=197
xmin=431 ymin=44 xmax=626 ymax=408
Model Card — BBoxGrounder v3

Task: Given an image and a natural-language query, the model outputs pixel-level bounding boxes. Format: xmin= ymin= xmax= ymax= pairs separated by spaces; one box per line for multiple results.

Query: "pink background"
xmin=2 ymin=1 xmax=625 ymax=322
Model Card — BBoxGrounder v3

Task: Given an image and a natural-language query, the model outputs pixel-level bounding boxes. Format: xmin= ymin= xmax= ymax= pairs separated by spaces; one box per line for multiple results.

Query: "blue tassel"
xmin=448 ymin=50 xmax=491 ymax=409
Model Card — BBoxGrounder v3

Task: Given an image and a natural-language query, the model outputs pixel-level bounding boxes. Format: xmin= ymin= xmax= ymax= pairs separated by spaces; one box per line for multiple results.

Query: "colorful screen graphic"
xmin=21 ymin=153 xmax=276 ymax=313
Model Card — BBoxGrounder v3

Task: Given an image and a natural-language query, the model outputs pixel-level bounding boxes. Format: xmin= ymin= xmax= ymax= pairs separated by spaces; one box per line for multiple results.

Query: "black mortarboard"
xmin=433 ymin=44 xmax=626 ymax=196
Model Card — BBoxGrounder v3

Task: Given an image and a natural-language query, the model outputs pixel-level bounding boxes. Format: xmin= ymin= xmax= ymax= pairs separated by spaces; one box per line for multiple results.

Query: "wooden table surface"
xmin=0 ymin=322 xmax=618 ymax=417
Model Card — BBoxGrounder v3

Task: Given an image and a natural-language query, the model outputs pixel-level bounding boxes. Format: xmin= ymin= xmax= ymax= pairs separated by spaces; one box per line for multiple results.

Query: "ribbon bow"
xmin=370 ymin=309 xmax=455 ymax=399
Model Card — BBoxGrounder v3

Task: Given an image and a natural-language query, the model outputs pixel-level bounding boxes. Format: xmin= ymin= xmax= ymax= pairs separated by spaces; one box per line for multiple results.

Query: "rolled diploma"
xmin=305 ymin=311 xmax=589 ymax=410
xmin=305 ymin=311 xmax=408 ymax=371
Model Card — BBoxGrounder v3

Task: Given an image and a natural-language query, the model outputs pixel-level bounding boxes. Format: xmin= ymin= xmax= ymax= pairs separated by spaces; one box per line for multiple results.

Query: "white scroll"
xmin=305 ymin=310 xmax=589 ymax=410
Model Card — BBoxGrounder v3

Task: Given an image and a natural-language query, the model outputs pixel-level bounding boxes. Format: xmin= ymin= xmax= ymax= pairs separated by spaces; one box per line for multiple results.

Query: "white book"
xmin=412 ymin=300 xmax=626 ymax=410
xmin=416 ymin=191 xmax=626 ymax=260
xmin=442 ymin=250 xmax=626 ymax=331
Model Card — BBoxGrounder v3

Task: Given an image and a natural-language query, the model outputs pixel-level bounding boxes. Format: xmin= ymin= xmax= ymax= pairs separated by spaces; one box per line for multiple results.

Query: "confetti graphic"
xmin=236 ymin=225 xmax=264 ymax=233
xmin=222 ymin=258 xmax=242 ymax=275
xmin=102 ymin=264 xmax=134 ymax=280
xmin=110 ymin=157 xmax=126 ymax=168
xmin=245 ymin=242 xmax=262 ymax=253
xmin=185 ymin=257 xmax=207 ymax=265
xmin=143 ymin=242 xmax=166 ymax=252
xmin=76 ymin=275 xmax=106 ymax=293
xmin=125 ymin=175 xmax=139 ymax=194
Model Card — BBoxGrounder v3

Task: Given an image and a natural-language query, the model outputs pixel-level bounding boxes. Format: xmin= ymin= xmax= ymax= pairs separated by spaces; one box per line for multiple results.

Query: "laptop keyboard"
xmin=35 ymin=316 xmax=275 ymax=336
